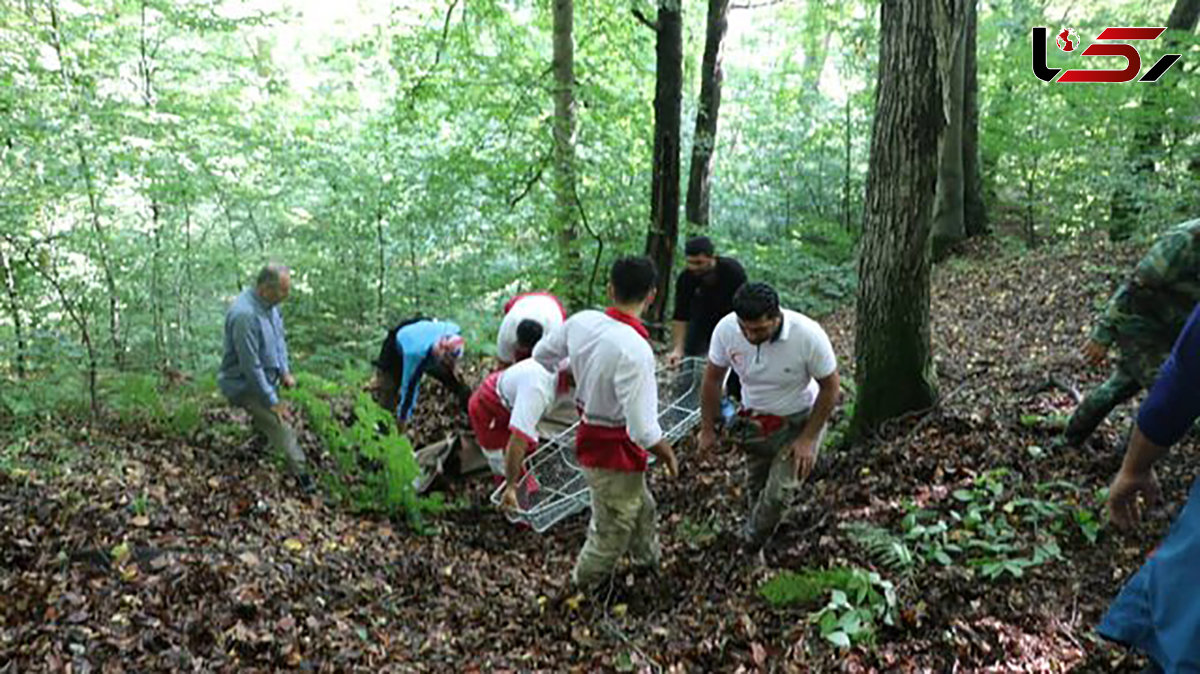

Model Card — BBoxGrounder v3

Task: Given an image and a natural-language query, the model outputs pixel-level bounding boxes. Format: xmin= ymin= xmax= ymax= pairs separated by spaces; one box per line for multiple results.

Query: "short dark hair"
xmin=732 ymin=282 xmax=780 ymax=322
xmin=684 ymin=236 xmax=715 ymax=257
xmin=515 ymin=319 xmax=544 ymax=350
xmin=610 ymin=256 xmax=658 ymax=304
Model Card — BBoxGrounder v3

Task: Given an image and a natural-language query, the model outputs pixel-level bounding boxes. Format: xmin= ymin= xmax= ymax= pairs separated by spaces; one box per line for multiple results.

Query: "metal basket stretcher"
xmin=489 ymin=357 xmax=706 ymax=532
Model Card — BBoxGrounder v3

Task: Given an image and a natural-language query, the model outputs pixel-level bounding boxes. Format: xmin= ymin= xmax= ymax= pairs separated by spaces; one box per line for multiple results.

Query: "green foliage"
xmin=721 ymin=219 xmax=857 ymax=319
xmin=760 ymin=566 xmax=896 ymax=648
xmin=676 ymin=516 xmax=721 ymax=550
xmin=1019 ymin=412 xmax=1069 ymax=431
xmin=101 ymin=372 xmax=211 ymax=438
xmin=0 ymin=375 xmax=89 ymax=426
xmin=979 ymin=6 xmax=1199 ymax=243
xmin=760 ymin=566 xmax=860 ymax=608
xmin=841 ymin=521 xmax=916 ymax=574
xmin=881 ymin=470 xmax=1103 ymax=580
xmin=128 ymin=492 xmax=153 ymax=517
xmin=285 ymin=372 xmax=440 ymax=527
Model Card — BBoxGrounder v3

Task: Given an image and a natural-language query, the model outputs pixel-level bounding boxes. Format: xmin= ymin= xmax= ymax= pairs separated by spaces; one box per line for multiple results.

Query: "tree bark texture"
xmin=553 ymin=0 xmax=584 ymax=311
xmin=962 ymin=0 xmax=987 ymax=237
xmin=932 ymin=17 xmax=967 ymax=259
xmin=853 ymin=0 xmax=967 ymax=432
xmin=644 ymin=0 xmax=683 ymax=325
xmin=684 ymin=0 xmax=729 ymax=230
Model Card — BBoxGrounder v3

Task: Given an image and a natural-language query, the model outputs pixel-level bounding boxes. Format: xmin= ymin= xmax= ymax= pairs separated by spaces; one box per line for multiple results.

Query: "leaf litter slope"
xmin=0 ymin=237 xmax=1186 ymax=671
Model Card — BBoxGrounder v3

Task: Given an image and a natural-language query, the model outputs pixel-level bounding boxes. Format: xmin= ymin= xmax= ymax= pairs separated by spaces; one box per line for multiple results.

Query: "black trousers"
xmin=685 ymin=336 xmax=741 ymax=401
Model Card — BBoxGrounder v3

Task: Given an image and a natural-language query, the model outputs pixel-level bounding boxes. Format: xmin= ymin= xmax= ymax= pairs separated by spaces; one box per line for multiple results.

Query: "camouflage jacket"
xmin=1092 ymin=218 xmax=1200 ymax=347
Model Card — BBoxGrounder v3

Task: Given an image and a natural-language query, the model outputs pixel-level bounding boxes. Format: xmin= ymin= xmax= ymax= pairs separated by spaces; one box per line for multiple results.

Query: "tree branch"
xmin=508 ymin=150 xmax=552 ymax=209
xmin=730 ymin=0 xmax=786 ymax=8
xmin=572 ymin=179 xmax=604 ymax=308
xmin=632 ymin=7 xmax=659 ymax=31
xmin=405 ymin=0 xmax=461 ymax=108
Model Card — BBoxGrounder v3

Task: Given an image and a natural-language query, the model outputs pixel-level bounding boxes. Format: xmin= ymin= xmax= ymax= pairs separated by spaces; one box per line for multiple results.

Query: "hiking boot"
xmin=297 ymin=473 xmax=318 ymax=496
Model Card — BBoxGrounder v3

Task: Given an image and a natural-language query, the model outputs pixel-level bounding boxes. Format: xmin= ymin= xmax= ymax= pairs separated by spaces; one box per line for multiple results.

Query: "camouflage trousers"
xmin=1065 ymin=337 xmax=1171 ymax=444
xmin=572 ymin=467 xmax=660 ymax=588
xmin=728 ymin=408 xmax=823 ymax=550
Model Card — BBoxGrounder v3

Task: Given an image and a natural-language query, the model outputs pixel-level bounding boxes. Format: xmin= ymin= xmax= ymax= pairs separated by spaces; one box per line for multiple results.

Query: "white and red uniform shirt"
xmin=533 ymin=308 xmax=662 ymax=472
xmin=468 ymin=358 xmax=565 ymax=453
xmin=497 ymin=292 xmax=566 ymax=363
xmin=708 ymin=309 xmax=837 ymax=417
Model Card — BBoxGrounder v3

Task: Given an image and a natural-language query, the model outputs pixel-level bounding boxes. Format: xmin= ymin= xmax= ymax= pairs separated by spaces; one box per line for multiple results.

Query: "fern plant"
xmin=841 ymin=521 xmax=917 ymax=574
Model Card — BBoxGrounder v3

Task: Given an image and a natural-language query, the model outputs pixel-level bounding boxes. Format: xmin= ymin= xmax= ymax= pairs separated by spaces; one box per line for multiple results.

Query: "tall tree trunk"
xmin=75 ymin=142 xmax=124 ymax=368
xmin=643 ymin=0 xmax=684 ymax=325
xmin=553 ymin=0 xmax=583 ymax=310
xmin=17 ymin=244 xmax=99 ymax=415
xmin=0 ymin=243 xmax=27 ymax=378
xmin=842 ymin=95 xmax=853 ymax=230
xmin=214 ymin=186 xmax=243 ymax=292
xmin=684 ymin=0 xmax=729 ymax=230
xmin=962 ymin=0 xmax=987 ymax=237
xmin=46 ymin=0 xmax=124 ymax=370
xmin=1110 ymin=0 xmax=1200 ymax=238
xmin=179 ymin=194 xmax=194 ymax=365
xmin=151 ymin=200 xmax=167 ymax=365
xmin=375 ymin=197 xmax=387 ymax=322
xmin=140 ymin=0 xmax=167 ymax=366
xmin=931 ymin=19 xmax=967 ymax=259
xmin=853 ymin=0 xmax=966 ymax=433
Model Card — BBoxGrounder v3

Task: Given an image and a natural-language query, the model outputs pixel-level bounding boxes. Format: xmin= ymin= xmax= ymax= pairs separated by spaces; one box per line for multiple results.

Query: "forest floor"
xmin=2 ymin=236 xmax=1190 ymax=673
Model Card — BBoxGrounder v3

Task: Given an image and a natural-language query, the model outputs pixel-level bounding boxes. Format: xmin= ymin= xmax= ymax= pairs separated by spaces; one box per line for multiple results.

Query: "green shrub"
xmin=100 ymin=372 xmax=213 ymax=437
xmin=760 ymin=566 xmax=897 ymax=648
xmin=286 ymin=372 xmax=441 ymax=527
xmin=760 ymin=567 xmax=860 ymax=608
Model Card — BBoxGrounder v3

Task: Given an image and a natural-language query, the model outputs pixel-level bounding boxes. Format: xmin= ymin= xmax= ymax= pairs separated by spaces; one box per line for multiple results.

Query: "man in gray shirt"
xmin=218 ymin=264 xmax=312 ymax=493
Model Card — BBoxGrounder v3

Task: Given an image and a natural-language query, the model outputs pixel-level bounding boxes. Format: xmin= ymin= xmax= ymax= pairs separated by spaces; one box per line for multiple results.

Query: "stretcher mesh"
xmin=489 ymin=357 xmax=705 ymax=532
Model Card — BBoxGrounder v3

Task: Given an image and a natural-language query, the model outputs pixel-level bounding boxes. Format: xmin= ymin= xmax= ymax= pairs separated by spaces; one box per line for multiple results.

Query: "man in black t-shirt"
xmin=668 ymin=237 xmax=747 ymax=369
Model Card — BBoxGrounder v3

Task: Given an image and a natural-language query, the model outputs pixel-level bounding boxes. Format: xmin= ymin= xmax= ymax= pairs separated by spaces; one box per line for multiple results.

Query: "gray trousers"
xmin=230 ymin=394 xmax=307 ymax=474
xmin=572 ymin=467 xmax=661 ymax=588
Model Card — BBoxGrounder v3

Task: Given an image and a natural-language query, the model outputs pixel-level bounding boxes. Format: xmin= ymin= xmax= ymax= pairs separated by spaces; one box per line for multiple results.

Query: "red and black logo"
xmin=1032 ymin=26 xmax=1182 ymax=83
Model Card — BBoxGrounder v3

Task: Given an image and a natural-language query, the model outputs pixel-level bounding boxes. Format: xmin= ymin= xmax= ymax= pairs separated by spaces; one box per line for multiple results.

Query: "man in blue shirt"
xmin=218 ymin=264 xmax=312 ymax=493
xmin=369 ymin=317 xmax=469 ymax=433
xmin=1099 ymin=302 xmax=1200 ymax=672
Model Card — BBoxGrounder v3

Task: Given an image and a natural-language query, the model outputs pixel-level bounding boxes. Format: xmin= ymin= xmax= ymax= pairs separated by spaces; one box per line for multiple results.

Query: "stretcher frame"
xmin=489 ymin=357 xmax=706 ymax=532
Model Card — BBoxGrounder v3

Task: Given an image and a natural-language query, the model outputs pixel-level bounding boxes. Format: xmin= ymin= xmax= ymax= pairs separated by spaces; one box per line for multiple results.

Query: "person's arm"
xmin=791 ymin=372 xmax=839 ymax=480
xmin=500 ymin=432 xmax=534 ymax=509
xmin=727 ymin=258 xmax=747 ymax=292
xmin=698 ymin=362 xmax=728 ymax=452
xmin=500 ymin=376 xmax=553 ymax=508
xmin=790 ymin=323 xmax=840 ymax=478
xmin=425 ymin=356 xmax=471 ymax=411
xmin=1109 ymin=303 xmax=1200 ymax=529
xmin=669 ymin=321 xmax=688 ymax=365
xmin=615 ymin=350 xmax=676 ymax=476
xmin=532 ymin=321 xmax=569 ymax=374
xmin=669 ymin=273 xmax=693 ymax=364
xmin=1108 ymin=427 xmax=1168 ymax=530
xmin=231 ymin=313 xmax=279 ymax=408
